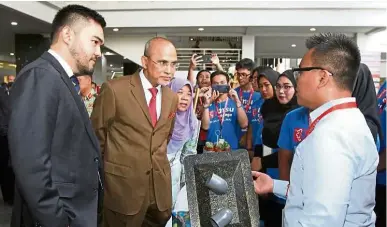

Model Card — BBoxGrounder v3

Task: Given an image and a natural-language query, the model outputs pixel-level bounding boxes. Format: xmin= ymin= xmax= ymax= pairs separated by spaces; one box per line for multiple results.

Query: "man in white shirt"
xmin=252 ymin=33 xmax=379 ymax=227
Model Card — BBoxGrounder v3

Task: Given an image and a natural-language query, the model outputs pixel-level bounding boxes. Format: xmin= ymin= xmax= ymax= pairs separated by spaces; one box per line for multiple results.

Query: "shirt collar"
xmin=309 ymin=97 xmax=356 ymax=122
xmin=83 ymin=88 xmax=96 ymax=101
xmin=139 ymin=70 xmax=161 ymax=91
xmin=48 ymin=49 xmax=74 ymax=78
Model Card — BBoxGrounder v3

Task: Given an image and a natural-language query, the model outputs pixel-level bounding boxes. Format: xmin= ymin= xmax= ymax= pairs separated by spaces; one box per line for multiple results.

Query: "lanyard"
xmin=307 ymin=101 xmax=357 ymax=136
xmin=215 ymin=98 xmax=229 ymax=129
xmin=239 ymin=88 xmax=254 ymax=112
xmin=377 ymin=88 xmax=386 ymax=99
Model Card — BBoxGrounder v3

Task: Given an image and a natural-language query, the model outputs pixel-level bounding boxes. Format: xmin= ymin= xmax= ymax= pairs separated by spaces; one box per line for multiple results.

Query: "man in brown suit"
xmin=91 ymin=37 xmax=179 ymax=227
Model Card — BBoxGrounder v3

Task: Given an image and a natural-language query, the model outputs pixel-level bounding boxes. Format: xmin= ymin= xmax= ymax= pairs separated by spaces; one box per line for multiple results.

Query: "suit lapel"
xmin=40 ymin=52 xmax=99 ymax=151
xmin=155 ymin=86 xmax=173 ymax=131
xmin=130 ymin=74 xmax=153 ymax=126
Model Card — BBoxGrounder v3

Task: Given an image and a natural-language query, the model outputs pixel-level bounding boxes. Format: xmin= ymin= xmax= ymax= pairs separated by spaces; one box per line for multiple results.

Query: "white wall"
xmin=104 ymin=35 xmax=157 ymax=65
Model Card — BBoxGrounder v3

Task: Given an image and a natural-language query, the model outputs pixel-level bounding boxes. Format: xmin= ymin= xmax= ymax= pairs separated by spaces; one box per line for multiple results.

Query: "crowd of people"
xmin=0 ymin=3 xmax=385 ymax=227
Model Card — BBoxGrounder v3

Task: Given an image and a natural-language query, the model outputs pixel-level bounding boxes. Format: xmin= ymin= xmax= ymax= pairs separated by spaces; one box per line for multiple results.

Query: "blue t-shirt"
xmin=377 ymin=106 xmax=386 ymax=185
xmin=377 ymin=81 xmax=386 ymax=115
xmin=206 ymin=98 xmax=239 ymax=150
xmin=234 ymin=87 xmax=262 ymax=140
xmin=250 ymin=98 xmax=265 ymax=146
xmin=277 ymin=107 xmax=310 ymax=153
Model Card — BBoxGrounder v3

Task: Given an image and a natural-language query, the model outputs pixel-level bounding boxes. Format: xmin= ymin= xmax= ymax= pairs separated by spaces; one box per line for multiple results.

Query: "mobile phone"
xmin=200 ymin=55 xmax=212 ymax=64
xmin=212 ymin=84 xmax=230 ymax=94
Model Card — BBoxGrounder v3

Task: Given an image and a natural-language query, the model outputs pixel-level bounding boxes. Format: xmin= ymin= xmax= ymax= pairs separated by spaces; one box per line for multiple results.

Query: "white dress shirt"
xmin=139 ymin=70 xmax=162 ymax=119
xmin=273 ymin=97 xmax=379 ymax=227
xmin=47 ymin=49 xmax=73 ymax=78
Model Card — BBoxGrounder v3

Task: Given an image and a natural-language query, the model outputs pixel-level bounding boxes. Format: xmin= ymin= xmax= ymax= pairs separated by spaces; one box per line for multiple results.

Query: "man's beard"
xmin=70 ymin=46 xmax=94 ymax=76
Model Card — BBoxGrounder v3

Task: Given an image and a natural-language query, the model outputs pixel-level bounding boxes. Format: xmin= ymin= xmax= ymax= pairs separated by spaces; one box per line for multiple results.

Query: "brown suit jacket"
xmin=91 ymin=73 xmax=178 ymax=215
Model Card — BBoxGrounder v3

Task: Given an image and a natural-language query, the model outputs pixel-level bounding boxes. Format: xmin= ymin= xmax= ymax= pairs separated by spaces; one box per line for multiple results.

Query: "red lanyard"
xmin=215 ymin=98 xmax=229 ymax=126
xmin=307 ymin=101 xmax=357 ymax=136
xmin=377 ymin=88 xmax=386 ymax=99
xmin=238 ymin=88 xmax=254 ymax=112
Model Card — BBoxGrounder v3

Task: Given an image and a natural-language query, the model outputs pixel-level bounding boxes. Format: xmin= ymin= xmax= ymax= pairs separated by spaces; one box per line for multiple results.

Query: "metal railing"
xmin=176 ymin=48 xmax=242 ymax=71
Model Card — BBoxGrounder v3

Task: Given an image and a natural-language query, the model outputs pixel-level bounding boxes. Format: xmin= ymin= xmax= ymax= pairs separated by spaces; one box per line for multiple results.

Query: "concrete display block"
xmin=183 ymin=150 xmax=260 ymax=227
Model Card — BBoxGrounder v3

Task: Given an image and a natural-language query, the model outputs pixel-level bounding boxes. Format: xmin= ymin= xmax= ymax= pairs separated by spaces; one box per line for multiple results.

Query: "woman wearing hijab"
xmin=246 ymin=68 xmax=278 ymax=159
xmin=251 ymin=69 xmax=299 ymax=227
xmin=251 ymin=70 xmax=298 ymax=171
xmin=352 ymin=63 xmax=383 ymax=142
xmin=168 ymin=78 xmax=199 ymax=206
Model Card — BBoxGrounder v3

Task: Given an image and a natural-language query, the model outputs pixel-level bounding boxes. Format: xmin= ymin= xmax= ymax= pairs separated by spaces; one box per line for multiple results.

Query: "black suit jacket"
xmin=0 ymin=86 xmax=9 ymax=137
xmin=8 ymin=52 xmax=102 ymax=227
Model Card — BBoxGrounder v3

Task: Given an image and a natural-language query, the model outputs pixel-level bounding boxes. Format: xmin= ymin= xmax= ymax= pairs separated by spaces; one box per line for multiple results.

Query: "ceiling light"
xmin=113 ymin=28 xmax=119 ymax=32
xmin=110 ymin=64 xmax=113 ymax=67
xmin=198 ymin=28 xmax=204 ymax=31
xmin=291 ymin=44 xmax=296 ymax=48
xmin=190 ymin=38 xmax=193 ymax=41
xmin=310 ymin=28 xmax=316 ymax=32
xmin=11 ymin=21 xmax=18 ymax=26
xmin=10 ymin=53 xmax=14 ymax=56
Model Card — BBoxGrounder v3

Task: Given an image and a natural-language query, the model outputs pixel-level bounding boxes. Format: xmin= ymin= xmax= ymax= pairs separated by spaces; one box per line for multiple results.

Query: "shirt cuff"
xmin=273 ymin=179 xmax=289 ymax=200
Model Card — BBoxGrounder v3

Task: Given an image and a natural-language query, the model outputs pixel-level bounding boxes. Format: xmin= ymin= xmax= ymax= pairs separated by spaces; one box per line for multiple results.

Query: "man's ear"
xmin=60 ymin=26 xmax=74 ymax=45
xmin=141 ymin=56 xmax=148 ymax=70
xmin=317 ymin=70 xmax=330 ymax=89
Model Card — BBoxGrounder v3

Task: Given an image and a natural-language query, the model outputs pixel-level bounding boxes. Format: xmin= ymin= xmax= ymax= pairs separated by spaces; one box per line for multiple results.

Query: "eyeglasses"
xmin=292 ymin=67 xmax=333 ymax=80
xmin=275 ymin=84 xmax=294 ymax=91
xmin=236 ymin=72 xmax=251 ymax=78
xmin=147 ymin=57 xmax=179 ymax=70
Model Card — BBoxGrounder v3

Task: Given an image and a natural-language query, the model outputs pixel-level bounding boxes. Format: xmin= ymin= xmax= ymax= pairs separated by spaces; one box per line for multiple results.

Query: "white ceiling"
xmin=104 ymin=26 xmax=379 ymax=36
xmin=0 ymin=2 xmax=384 ymax=70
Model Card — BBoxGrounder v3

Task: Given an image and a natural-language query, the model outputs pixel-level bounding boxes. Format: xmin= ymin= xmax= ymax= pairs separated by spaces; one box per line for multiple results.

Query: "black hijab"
xmin=259 ymin=69 xmax=299 ymax=148
xmin=352 ymin=63 xmax=382 ymax=142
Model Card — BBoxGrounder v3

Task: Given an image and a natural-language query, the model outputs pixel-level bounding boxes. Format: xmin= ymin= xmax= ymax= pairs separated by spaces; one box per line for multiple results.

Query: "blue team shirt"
xmin=377 ymin=81 xmax=386 ymax=115
xmin=277 ymin=107 xmax=310 ymax=152
xmin=206 ymin=99 xmax=239 ymax=150
xmin=234 ymin=87 xmax=262 ymax=140
xmin=377 ymin=103 xmax=386 ymax=185
xmin=250 ymin=98 xmax=265 ymax=146
xmin=377 ymin=81 xmax=386 ymax=185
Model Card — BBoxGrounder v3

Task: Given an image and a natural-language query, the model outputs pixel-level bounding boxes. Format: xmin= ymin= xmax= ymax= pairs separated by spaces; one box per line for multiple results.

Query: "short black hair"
xmin=236 ymin=58 xmax=255 ymax=72
xmin=91 ymin=81 xmax=97 ymax=86
xmin=196 ymin=69 xmax=211 ymax=81
xmin=210 ymin=71 xmax=230 ymax=83
xmin=51 ymin=4 xmax=106 ymax=42
xmin=305 ymin=33 xmax=361 ymax=91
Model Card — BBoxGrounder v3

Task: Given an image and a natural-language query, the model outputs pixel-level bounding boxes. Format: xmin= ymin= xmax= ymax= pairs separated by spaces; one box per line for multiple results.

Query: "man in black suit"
xmin=8 ymin=5 xmax=105 ymax=227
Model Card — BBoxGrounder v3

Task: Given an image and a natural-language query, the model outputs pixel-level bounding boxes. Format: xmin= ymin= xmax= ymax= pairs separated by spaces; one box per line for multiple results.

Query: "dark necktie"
xmin=70 ymin=75 xmax=80 ymax=94
xmin=148 ymin=87 xmax=158 ymax=127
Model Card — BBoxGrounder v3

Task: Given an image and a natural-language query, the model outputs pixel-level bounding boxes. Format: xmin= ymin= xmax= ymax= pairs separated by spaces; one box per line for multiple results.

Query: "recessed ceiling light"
xmin=110 ymin=64 xmax=113 ymax=67
xmin=291 ymin=44 xmax=296 ymax=47
xmin=198 ymin=28 xmax=204 ymax=31
xmin=11 ymin=21 xmax=18 ymax=26
xmin=10 ymin=53 xmax=14 ymax=56
xmin=113 ymin=28 xmax=119 ymax=32
xmin=310 ymin=28 xmax=316 ymax=32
